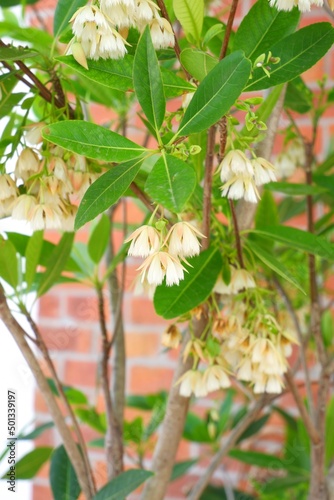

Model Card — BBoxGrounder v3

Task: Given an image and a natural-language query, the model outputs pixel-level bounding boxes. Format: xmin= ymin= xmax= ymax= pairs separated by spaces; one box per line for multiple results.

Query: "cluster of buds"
xmin=269 ymin=0 xmax=328 ymax=11
xmin=219 ymin=149 xmax=276 ymax=203
xmin=0 ymin=124 xmax=100 ymax=231
xmin=125 ymin=220 xmax=205 ymax=291
xmin=68 ymin=0 xmax=174 ymax=68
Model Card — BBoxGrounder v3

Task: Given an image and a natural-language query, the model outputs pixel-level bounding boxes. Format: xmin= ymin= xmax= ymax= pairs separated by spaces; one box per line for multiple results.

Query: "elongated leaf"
xmin=217 ymin=389 xmax=235 ymax=434
xmin=0 ymin=46 xmax=38 ymax=60
xmin=37 ymin=233 xmax=75 ymax=297
xmin=93 ymin=469 xmax=153 ymax=499
xmin=183 ymin=413 xmax=212 ymax=443
xmin=247 ymin=23 xmax=334 ymax=91
xmin=260 ymin=475 xmax=309 ymax=494
xmin=0 ymin=23 xmax=53 ymax=55
xmin=0 ymin=92 xmax=25 ymax=120
xmin=19 ymin=422 xmax=54 ymax=440
xmin=154 ymin=247 xmax=222 ymax=319
xmin=236 ymin=414 xmax=270 ymax=443
xmin=145 ymin=154 xmax=196 ymax=213
xmin=134 ymin=27 xmax=165 ymax=132
xmin=88 ymin=215 xmax=111 ymax=264
xmin=50 ymin=445 xmax=81 ymax=500
xmin=2 ymin=447 xmax=53 ymax=479
xmin=248 ymin=226 xmax=334 ymax=260
xmin=43 ymin=121 xmax=147 ymax=163
xmin=75 ymin=158 xmax=142 ymax=229
xmin=326 ymin=397 xmax=334 ymax=467
xmin=180 ymin=48 xmax=218 ymax=81
xmin=0 ymin=237 xmax=18 ymax=288
xmin=173 ymin=0 xmax=204 ymax=43
xmin=56 ymin=55 xmax=195 ymax=97
xmin=177 ymin=51 xmax=251 ymax=137
xmin=25 ymin=231 xmax=43 ymax=291
xmin=201 ymin=485 xmax=256 ymax=500
xmin=265 ymin=182 xmax=327 ymax=196
xmin=171 ymin=459 xmax=197 ymax=481
xmin=229 ymin=449 xmax=305 ymax=473
xmin=54 ymin=0 xmax=87 ymax=37
xmin=234 ymin=0 xmax=300 ymax=61
xmin=284 ymin=77 xmax=312 ymax=114
xmin=246 ymin=240 xmax=305 ymax=294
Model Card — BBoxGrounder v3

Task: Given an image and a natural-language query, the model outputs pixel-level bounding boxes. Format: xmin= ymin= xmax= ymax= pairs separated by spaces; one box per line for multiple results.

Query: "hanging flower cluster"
xmin=269 ymin=0 xmax=324 ymax=11
xmin=219 ymin=149 xmax=276 ymax=203
xmin=68 ymin=0 xmax=174 ymax=67
xmin=275 ymin=137 xmax=306 ymax=178
xmin=0 ymin=125 xmax=101 ymax=231
xmin=125 ymin=221 xmax=205 ymax=289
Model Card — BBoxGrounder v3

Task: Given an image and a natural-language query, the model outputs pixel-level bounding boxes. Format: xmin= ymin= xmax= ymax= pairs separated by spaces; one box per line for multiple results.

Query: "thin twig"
xmin=202 ymin=126 xmax=216 ymax=248
xmin=229 ymin=199 xmax=244 ymax=268
xmin=219 ymin=0 xmax=239 ymax=60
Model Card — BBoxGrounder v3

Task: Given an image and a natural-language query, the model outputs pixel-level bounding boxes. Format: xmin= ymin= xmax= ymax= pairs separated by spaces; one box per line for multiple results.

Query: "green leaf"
xmin=37 ymin=232 xmax=74 ymax=297
xmin=133 ymin=26 xmax=165 ymax=132
xmin=160 ymin=67 xmax=197 ymax=97
xmin=0 ymin=46 xmax=38 ymax=60
xmin=246 ymin=23 xmax=334 ymax=91
xmin=265 ymin=182 xmax=327 ymax=196
xmin=260 ymin=475 xmax=309 ymax=494
xmin=177 ymin=51 xmax=251 ymax=137
xmin=88 ymin=215 xmax=111 ymax=264
xmin=236 ymin=414 xmax=270 ymax=443
xmin=25 ymin=231 xmax=43 ymax=291
xmin=284 ymin=77 xmax=312 ymax=114
xmin=183 ymin=413 xmax=212 ymax=443
xmin=50 ymin=445 xmax=81 ymax=500
xmin=234 ymin=0 xmax=300 ymax=61
xmin=93 ymin=469 xmax=153 ymax=500
xmin=0 ymin=91 xmax=25 ymax=120
xmin=126 ymin=392 xmax=167 ymax=411
xmin=248 ymin=226 xmax=334 ymax=261
xmin=254 ymin=190 xmax=279 ymax=252
xmin=19 ymin=422 xmax=54 ymax=440
xmin=0 ymin=23 xmax=53 ymax=55
xmin=2 ymin=447 xmax=53 ymax=479
xmin=0 ymin=236 xmax=18 ymax=288
xmin=321 ymin=310 xmax=334 ymax=348
xmin=200 ymin=485 xmax=256 ymax=500
xmin=75 ymin=408 xmax=106 ymax=434
xmin=42 ymin=121 xmax=147 ymax=163
xmin=75 ymin=158 xmax=143 ymax=230
xmin=54 ymin=0 xmax=87 ymax=37
xmin=180 ymin=48 xmax=218 ymax=81
xmin=170 ymin=459 xmax=197 ymax=481
xmin=154 ymin=247 xmax=222 ymax=319
xmin=246 ymin=240 xmax=306 ymax=294
xmin=217 ymin=389 xmax=235 ymax=434
xmin=326 ymin=397 xmax=334 ymax=467
xmin=229 ymin=449 xmax=303 ymax=472
xmin=173 ymin=0 xmax=204 ymax=43
xmin=145 ymin=154 xmax=196 ymax=213
xmin=47 ymin=379 xmax=88 ymax=405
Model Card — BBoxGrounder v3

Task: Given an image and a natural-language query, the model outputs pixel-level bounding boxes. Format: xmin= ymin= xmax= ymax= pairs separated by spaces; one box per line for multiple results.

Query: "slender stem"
xmin=0 ymin=287 xmax=94 ymax=499
xmin=229 ymin=199 xmax=245 ymax=267
xmin=97 ymin=286 xmax=124 ymax=479
xmin=24 ymin=311 xmax=96 ymax=494
xmin=202 ymin=126 xmax=216 ymax=248
xmin=219 ymin=0 xmax=239 ymax=60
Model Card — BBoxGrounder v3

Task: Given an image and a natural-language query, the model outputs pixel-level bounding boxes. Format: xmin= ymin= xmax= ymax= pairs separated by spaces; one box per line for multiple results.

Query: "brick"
xmin=64 ymin=360 xmax=98 ymax=387
xmin=129 ymin=366 xmax=174 ymax=393
xmin=39 ymin=294 xmax=61 ymax=318
xmin=66 ymin=296 xmax=103 ymax=323
xmin=125 ymin=332 xmax=159 ymax=357
xmin=39 ymin=325 xmax=92 ymax=353
xmin=130 ymin=297 xmax=166 ymax=325
xmin=32 ymin=484 xmax=53 ymax=500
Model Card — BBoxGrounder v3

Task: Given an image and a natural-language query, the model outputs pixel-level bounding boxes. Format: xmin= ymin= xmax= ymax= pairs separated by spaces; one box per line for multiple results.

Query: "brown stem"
xmin=229 ymin=199 xmax=244 ymax=268
xmin=219 ymin=0 xmax=239 ymax=60
xmin=188 ymin=395 xmax=270 ymax=500
xmin=24 ymin=311 xmax=96 ymax=495
xmin=202 ymin=126 xmax=216 ymax=248
xmin=141 ymin=312 xmax=208 ymax=500
xmin=97 ymin=286 xmax=124 ymax=479
xmin=0 ymin=287 xmax=94 ymax=499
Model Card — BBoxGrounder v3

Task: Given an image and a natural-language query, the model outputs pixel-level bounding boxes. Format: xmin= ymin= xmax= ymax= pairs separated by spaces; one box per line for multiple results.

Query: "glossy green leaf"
xmin=247 ymin=23 xmax=334 ymax=91
xmin=37 ymin=232 xmax=75 ymax=297
xmin=284 ymin=77 xmax=312 ymax=113
xmin=0 ymin=237 xmax=18 ymax=288
xmin=126 ymin=392 xmax=167 ymax=411
xmin=93 ymin=469 xmax=153 ymax=499
xmin=0 ymin=92 xmax=25 ymax=120
xmin=248 ymin=226 xmax=334 ymax=260
xmin=180 ymin=48 xmax=218 ymax=81
xmin=0 ymin=23 xmax=53 ymax=55
xmin=236 ymin=414 xmax=270 ymax=444
xmin=217 ymin=389 xmax=235 ymax=434
xmin=326 ymin=397 xmax=334 ymax=466
xmin=170 ymin=459 xmax=197 ymax=481
xmin=160 ymin=67 xmax=197 ymax=97
xmin=0 ymin=46 xmax=38 ymax=60
xmin=154 ymin=247 xmax=222 ymax=319
xmin=88 ymin=215 xmax=111 ymax=264
xmin=229 ymin=449 xmax=304 ymax=472
xmin=265 ymin=182 xmax=327 ymax=196
xmin=177 ymin=51 xmax=251 ymax=137
xmin=234 ymin=0 xmax=300 ymax=61
xmin=321 ymin=310 xmax=334 ymax=348
xmin=47 ymin=379 xmax=88 ymax=405
xmin=50 ymin=445 xmax=81 ymax=500
xmin=25 ymin=231 xmax=43 ymax=291
xmin=254 ymin=190 xmax=279 ymax=252
xmin=133 ymin=26 xmax=165 ymax=132
xmin=75 ymin=158 xmax=143 ymax=229
xmin=246 ymin=240 xmax=306 ymax=294
xmin=2 ymin=447 xmax=53 ymax=479
xmin=75 ymin=408 xmax=106 ymax=434
xmin=54 ymin=0 xmax=87 ymax=37
xmin=145 ymin=154 xmax=196 ymax=213
xmin=173 ymin=0 xmax=204 ymax=43
xmin=43 ymin=121 xmax=147 ymax=163
xmin=183 ymin=413 xmax=212 ymax=443
xmin=260 ymin=475 xmax=309 ymax=494
xmin=19 ymin=422 xmax=54 ymax=440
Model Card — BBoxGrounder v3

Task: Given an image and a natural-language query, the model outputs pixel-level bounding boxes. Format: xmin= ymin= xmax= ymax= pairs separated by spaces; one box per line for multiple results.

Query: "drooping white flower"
xmin=0 ymin=174 xmax=18 ymax=200
xmin=220 ymin=150 xmax=254 ymax=182
xmin=28 ymin=203 xmax=62 ymax=231
xmin=149 ymin=15 xmax=174 ymax=49
xmin=161 ymin=324 xmax=182 ymax=349
xmin=269 ymin=0 xmax=323 ymax=11
xmin=137 ymin=251 xmax=186 ymax=286
xmin=166 ymin=221 xmax=205 ymax=258
xmin=100 ymin=0 xmax=136 ymax=28
xmin=231 ymin=269 xmax=256 ymax=294
xmin=177 ymin=369 xmax=206 ymax=398
xmin=15 ymin=148 xmax=40 ymax=181
xmin=203 ymin=365 xmax=231 ymax=392
xmin=25 ymin=123 xmax=45 ymax=145
xmin=125 ymin=225 xmax=160 ymax=257
xmin=221 ymin=174 xmax=260 ymax=203
xmin=251 ymin=157 xmax=277 ymax=186
xmin=134 ymin=0 xmax=159 ymax=24
xmin=12 ymin=195 xmax=38 ymax=220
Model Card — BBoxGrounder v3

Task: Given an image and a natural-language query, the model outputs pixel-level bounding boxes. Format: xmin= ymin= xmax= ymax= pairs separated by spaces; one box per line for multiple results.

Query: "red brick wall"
xmin=25 ymin=1 xmax=334 ymax=498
